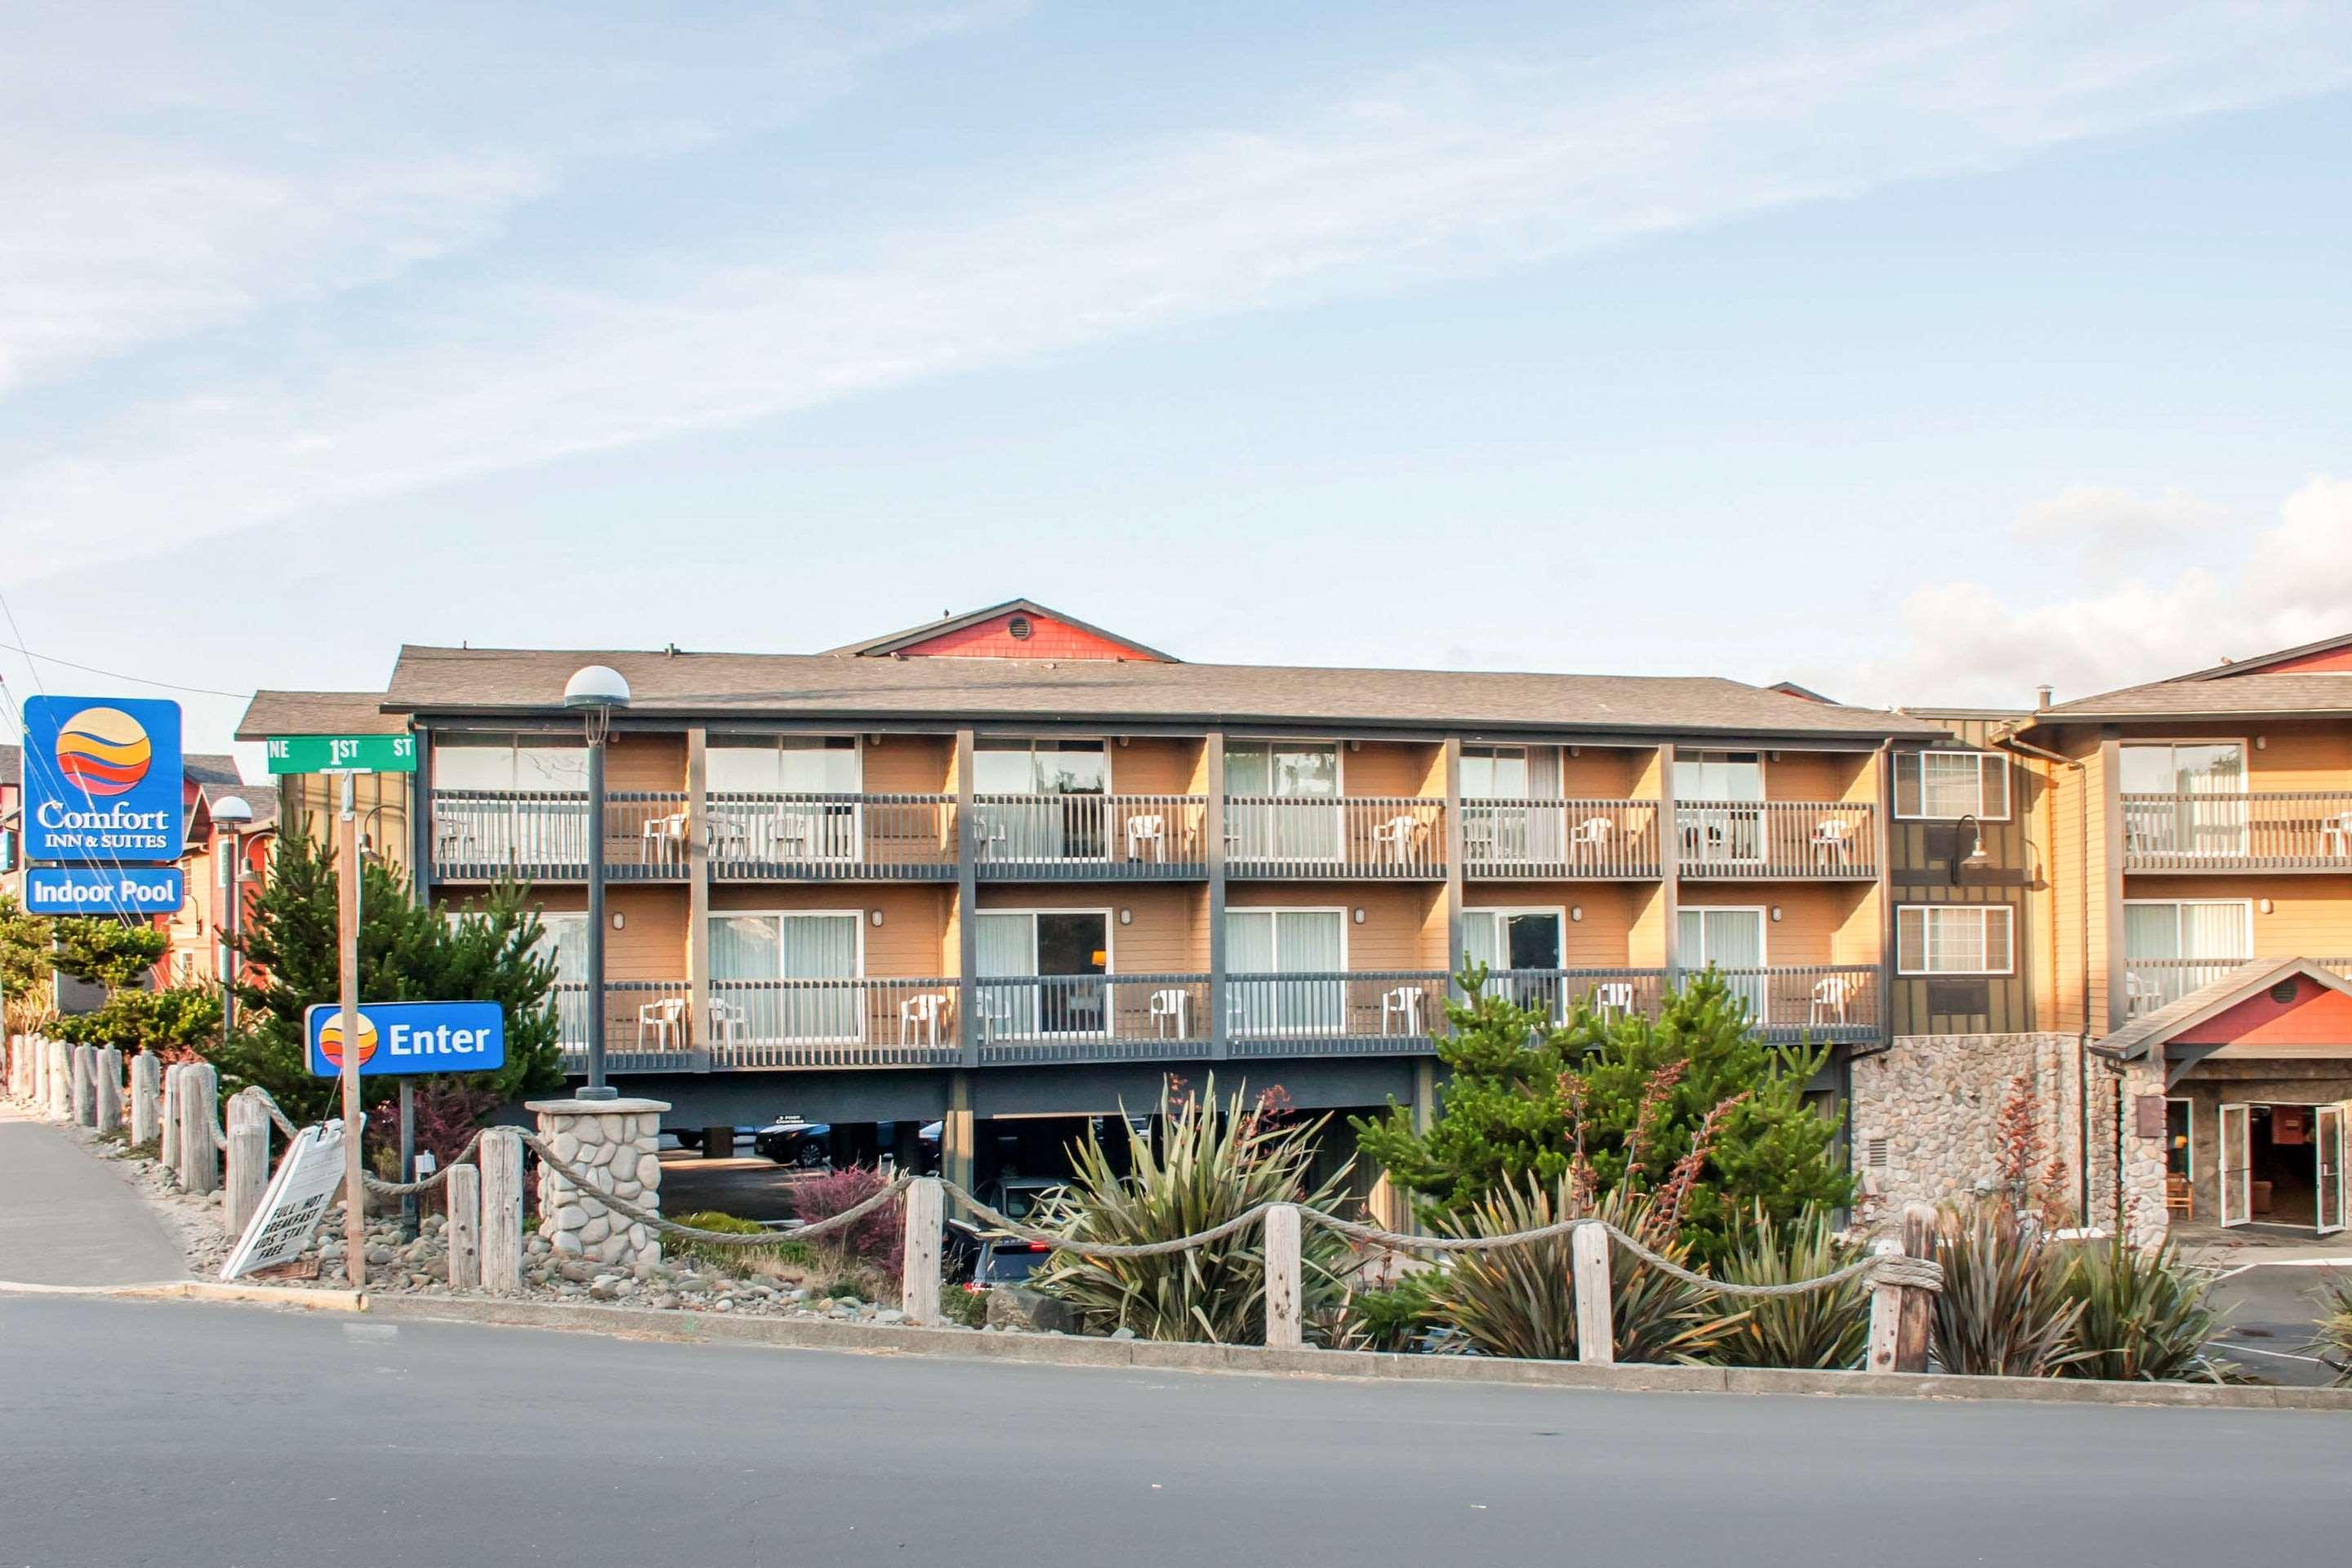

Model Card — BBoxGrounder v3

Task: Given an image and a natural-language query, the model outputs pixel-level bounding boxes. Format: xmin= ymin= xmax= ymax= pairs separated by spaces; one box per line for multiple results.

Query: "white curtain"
xmin=1527 ymin=746 xmax=1564 ymax=862
xmin=977 ymin=913 xmax=1039 ymax=1037
xmin=1224 ymin=910 xmax=1341 ymax=1034
xmin=1461 ymin=911 xmax=1500 ymax=973
xmin=1681 ymin=909 xmax=1765 ymax=1022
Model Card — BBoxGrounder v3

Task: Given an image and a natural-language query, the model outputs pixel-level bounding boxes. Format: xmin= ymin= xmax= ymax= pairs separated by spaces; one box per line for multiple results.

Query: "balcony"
xmin=555 ymin=978 xmax=964 ymax=1071
xmin=707 ymin=794 xmax=956 ymax=882
xmin=2121 ymin=792 xmax=2352 ymax=872
xmin=972 ymin=974 xmax=1212 ymax=1064
xmin=1706 ymin=964 xmax=1880 ymax=1045
xmin=1226 ymin=798 xmax=1445 ymax=880
xmin=973 ymin=795 xmax=1208 ymax=880
xmin=1225 ymin=970 xmax=1452 ymax=1055
xmin=432 ymin=791 xmax=693 ymax=882
xmin=1461 ymin=799 xmax=1661 ymax=879
xmin=1675 ymin=802 xmax=1877 ymax=879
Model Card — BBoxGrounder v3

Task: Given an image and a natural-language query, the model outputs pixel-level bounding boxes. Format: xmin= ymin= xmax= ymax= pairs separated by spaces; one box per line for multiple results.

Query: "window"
xmin=2123 ymin=898 xmax=2253 ymax=1012
xmin=1225 ymin=908 xmax=1346 ymax=1036
xmin=706 ymin=736 xmax=858 ymax=794
xmin=1459 ymin=746 xmax=1529 ymax=800
xmin=977 ymin=911 xmax=1109 ymax=1036
xmin=1461 ymin=909 xmax=1562 ymax=972
xmin=709 ymin=912 xmax=862 ymax=1041
xmin=432 ymin=734 xmax=587 ymax=791
xmin=1895 ymin=906 xmax=2015 ymax=974
xmin=1226 ymin=742 xmax=1341 ymax=861
xmin=1673 ymin=751 xmax=1763 ymax=802
xmin=1894 ymin=750 xmax=2010 ymax=820
xmin=2120 ymin=742 xmax=2247 ymax=857
xmin=1677 ymin=906 xmax=1766 ymax=1018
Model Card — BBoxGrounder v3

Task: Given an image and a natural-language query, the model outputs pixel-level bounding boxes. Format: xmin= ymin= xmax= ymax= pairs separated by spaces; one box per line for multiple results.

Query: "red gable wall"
xmin=895 ymin=612 xmax=1156 ymax=661
xmin=2174 ymin=975 xmax=2352 ymax=1046
xmin=2214 ymin=644 xmax=2352 ymax=675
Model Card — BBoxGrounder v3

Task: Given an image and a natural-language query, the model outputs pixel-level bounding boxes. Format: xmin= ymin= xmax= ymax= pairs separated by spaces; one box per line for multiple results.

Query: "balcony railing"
xmin=1694 ymin=964 xmax=1880 ymax=1044
xmin=1473 ymin=966 xmax=1671 ymax=1023
xmin=1225 ymin=970 xmax=1451 ymax=1055
xmin=2122 ymin=957 xmax=2252 ymax=1017
xmin=1462 ymin=800 xmax=1661 ymax=879
xmin=431 ymin=791 xmax=692 ymax=881
xmin=1676 ymin=801 xmax=1877 ymax=879
xmin=552 ymin=979 xmax=697 ymax=1074
xmin=707 ymin=793 xmax=956 ymax=881
xmin=2122 ymin=791 xmax=2352 ymax=871
xmin=972 ymin=973 xmax=1212 ymax=1064
xmin=1226 ymin=798 xmax=1445 ymax=880
xmin=706 ymin=977 xmax=962 ymax=1068
xmin=973 ymin=795 xmax=1208 ymax=880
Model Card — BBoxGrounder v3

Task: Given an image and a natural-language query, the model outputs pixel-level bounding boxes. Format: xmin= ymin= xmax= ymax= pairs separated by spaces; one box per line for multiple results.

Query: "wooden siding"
xmin=1226 ymin=881 xmax=1443 ymax=970
xmin=862 ymin=734 xmax=951 ymax=794
xmin=1560 ymin=746 xmax=1654 ymax=798
xmin=1888 ymin=715 xmax=2035 ymax=1036
xmin=1762 ymin=751 xmax=1871 ymax=803
xmin=1464 ymin=880 xmax=1637 ymax=966
xmin=604 ymin=732 xmax=686 ymax=791
xmin=1107 ymin=737 xmax=1199 ymax=795
xmin=1343 ymin=742 xmax=1439 ymax=797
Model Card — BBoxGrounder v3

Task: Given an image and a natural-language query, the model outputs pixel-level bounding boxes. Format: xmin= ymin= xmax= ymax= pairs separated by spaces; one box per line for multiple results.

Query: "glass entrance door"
xmin=2319 ymin=1103 xmax=2347 ymax=1237
xmin=2220 ymin=1102 xmax=2251 ymax=1228
xmin=1677 ymin=907 xmax=1766 ymax=1023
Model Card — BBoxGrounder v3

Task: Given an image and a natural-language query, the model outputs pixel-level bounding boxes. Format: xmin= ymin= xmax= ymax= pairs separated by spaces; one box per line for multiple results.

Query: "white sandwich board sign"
xmin=220 ymin=1116 xmax=361 ymax=1281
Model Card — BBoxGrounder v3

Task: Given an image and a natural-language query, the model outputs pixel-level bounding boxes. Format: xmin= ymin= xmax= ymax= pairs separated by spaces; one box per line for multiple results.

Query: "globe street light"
xmin=212 ymin=793 xmax=255 ymax=1048
xmin=564 ymin=665 xmax=631 ymax=1099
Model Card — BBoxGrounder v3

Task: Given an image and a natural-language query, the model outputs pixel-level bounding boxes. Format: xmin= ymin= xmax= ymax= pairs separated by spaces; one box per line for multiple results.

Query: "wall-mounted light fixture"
xmin=1348 ymin=739 xmax=1361 ymax=752
xmin=1949 ymin=814 xmax=1989 ymax=886
xmin=1769 ymin=750 xmax=1782 ymax=763
xmin=2259 ymin=898 xmax=2275 ymax=915
xmin=1567 ymin=746 xmax=1581 ymax=757
xmin=1119 ymin=908 xmax=1133 ymax=925
xmin=1770 ymin=906 xmax=1783 ymax=923
xmin=869 ymin=908 xmax=884 ymax=927
xmin=612 ymin=911 xmax=626 ymax=930
xmin=1570 ymin=906 xmax=1584 ymax=922
xmin=1352 ymin=907 xmax=1366 ymax=924
xmin=2255 ymin=736 xmax=2268 ymax=751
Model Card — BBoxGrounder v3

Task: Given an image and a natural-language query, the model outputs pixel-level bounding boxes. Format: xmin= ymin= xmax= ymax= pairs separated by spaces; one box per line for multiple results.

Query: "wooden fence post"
xmin=1263 ymin=1203 xmax=1303 ymax=1349
xmin=1572 ymin=1222 xmax=1616 ymax=1366
xmin=479 ymin=1128 xmax=525 ymax=1296
xmin=446 ymin=1163 xmax=482 ymax=1290
xmin=178 ymin=1062 xmax=220 ymax=1196
xmin=47 ymin=1040 xmax=72 ymax=1120
xmin=223 ymin=1090 xmax=271 ymax=1236
xmin=1867 ymin=1202 xmax=1939 ymax=1374
xmin=70 ymin=1045 xmax=95 ymax=1127
xmin=158 ymin=1062 xmax=185 ymax=1162
xmin=130 ymin=1054 xmax=161 ymax=1146
xmin=899 ymin=1176 xmax=944 ymax=1324
xmin=95 ymin=1047 xmax=121 ymax=1135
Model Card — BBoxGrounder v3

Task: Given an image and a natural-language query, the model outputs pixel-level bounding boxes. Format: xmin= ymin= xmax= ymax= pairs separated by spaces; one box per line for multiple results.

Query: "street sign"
xmin=266 ymin=734 xmax=416 ymax=775
xmin=24 ymin=866 xmax=184 ymax=915
xmin=220 ymin=1117 xmax=355 ymax=1281
xmin=20 ymin=695 xmax=184 ymax=862
xmin=305 ymin=1000 xmax=506 ymax=1078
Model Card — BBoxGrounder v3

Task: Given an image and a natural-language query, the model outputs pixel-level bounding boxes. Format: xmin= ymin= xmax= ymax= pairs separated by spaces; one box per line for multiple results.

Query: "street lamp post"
xmin=564 ymin=665 xmax=631 ymax=1100
xmin=211 ymin=795 xmax=255 ymax=1047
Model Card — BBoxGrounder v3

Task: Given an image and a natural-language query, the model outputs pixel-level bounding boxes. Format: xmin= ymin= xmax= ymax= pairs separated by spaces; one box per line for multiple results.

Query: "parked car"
xmin=943 ymin=1218 xmax=1054 ymax=1293
xmin=753 ymin=1117 xmax=834 ymax=1167
xmin=982 ymin=1174 xmax=1067 ymax=1223
xmin=667 ymin=1125 xmax=760 ymax=1153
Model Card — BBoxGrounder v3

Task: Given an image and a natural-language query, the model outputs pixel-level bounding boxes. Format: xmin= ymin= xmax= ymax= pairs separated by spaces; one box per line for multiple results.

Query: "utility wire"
xmin=0 ymin=639 xmax=251 ymax=699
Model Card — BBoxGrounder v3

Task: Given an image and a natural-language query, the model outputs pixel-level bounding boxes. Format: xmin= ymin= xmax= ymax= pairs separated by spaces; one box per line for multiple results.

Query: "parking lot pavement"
xmin=657 ymin=1150 xmax=813 ymax=1222
xmin=2206 ymin=1262 xmax=2350 ymax=1387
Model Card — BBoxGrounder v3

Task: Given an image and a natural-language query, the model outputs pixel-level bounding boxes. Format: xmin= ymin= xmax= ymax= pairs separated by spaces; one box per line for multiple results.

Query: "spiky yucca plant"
xmin=2055 ymin=1236 xmax=2227 ymax=1382
xmin=1703 ymin=1205 xmax=1869 ymax=1370
xmin=1931 ymin=1201 xmax=2083 ymax=1378
xmin=1027 ymin=1079 xmax=1352 ymax=1343
xmin=1431 ymin=1182 xmax=1729 ymax=1363
xmin=2311 ymin=1273 xmax=2352 ymax=1387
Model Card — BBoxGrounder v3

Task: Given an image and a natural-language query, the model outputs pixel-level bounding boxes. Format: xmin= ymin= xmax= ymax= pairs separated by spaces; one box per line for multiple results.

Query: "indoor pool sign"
xmin=20 ymin=696 xmax=184 ymax=863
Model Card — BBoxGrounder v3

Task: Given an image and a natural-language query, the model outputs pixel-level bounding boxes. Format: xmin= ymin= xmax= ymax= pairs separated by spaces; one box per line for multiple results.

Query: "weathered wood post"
xmin=479 ymin=1127 xmax=525 ymax=1295
xmin=7 ymin=1035 xmax=24 ymax=1102
xmin=178 ymin=1062 xmax=220 ymax=1196
xmin=130 ymin=1053 xmax=162 ymax=1146
xmin=1572 ymin=1220 xmax=1616 ymax=1366
xmin=70 ymin=1045 xmax=95 ymax=1127
xmin=95 ymin=1047 xmax=122 ymax=1135
xmin=899 ymin=1176 xmax=944 ymax=1324
xmin=446 ymin=1163 xmax=482 ymax=1290
xmin=1263 ymin=1202 xmax=1303 ymax=1349
xmin=47 ymin=1040 xmax=72 ymax=1120
xmin=158 ymin=1062 xmax=185 ymax=1168
xmin=1867 ymin=1202 xmax=1939 ymax=1374
xmin=223 ymin=1090 xmax=271 ymax=1235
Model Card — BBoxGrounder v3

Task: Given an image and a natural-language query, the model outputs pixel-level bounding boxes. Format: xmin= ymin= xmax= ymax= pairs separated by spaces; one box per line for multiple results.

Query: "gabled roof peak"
xmin=823 ymin=599 xmax=1179 ymax=663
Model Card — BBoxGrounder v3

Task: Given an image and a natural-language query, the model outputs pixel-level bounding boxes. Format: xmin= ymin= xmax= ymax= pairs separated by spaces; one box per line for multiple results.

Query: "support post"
xmin=179 ymin=1062 xmax=220 ymax=1196
xmin=479 ymin=1126 xmax=525 ymax=1295
xmin=224 ymin=1090 xmax=270 ymax=1235
xmin=699 ymin=1125 xmax=734 ymax=1160
xmin=130 ymin=1053 xmax=161 ymax=1146
xmin=47 ymin=1039 xmax=70 ymax=1120
xmin=900 ymin=1175 xmax=944 ymax=1325
xmin=1572 ymin=1222 xmax=1615 ymax=1365
xmin=1263 ymin=1202 xmax=1303 ymax=1349
xmin=1205 ymin=730 xmax=1227 ymax=1061
xmin=95 ymin=1047 xmax=121 ymax=1135
xmin=337 ymin=771 xmax=366 ymax=1287
xmin=71 ymin=1045 xmax=94 ymax=1127
xmin=1441 ymin=736 xmax=1463 ymax=994
xmin=942 ymin=1071 xmax=974 ymax=1196
xmin=445 ymin=1163 xmax=482 ymax=1291
xmin=1867 ymin=1201 xmax=1938 ymax=1374
xmin=158 ymin=1062 xmax=185 ymax=1169
xmin=685 ymin=724 xmax=713 ymax=1072
xmin=953 ymin=727 xmax=978 ymax=1069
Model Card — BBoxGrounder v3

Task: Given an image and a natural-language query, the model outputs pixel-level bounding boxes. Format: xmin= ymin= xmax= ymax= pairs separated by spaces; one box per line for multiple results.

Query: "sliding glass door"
xmin=2123 ymin=899 xmax=2252 ymax=1010
xmin=974 ymin=740 xmax=1110 ymax=862
xmin=1677 ymin=907 xmax=1766 ymax=1022
xmin=707 ymin=737 xmax=862 ymax=862
xmin=2121 ymin=743 xmax=2247 ymax=857
xmin=710 ymin=912 xmax=862 ymax=1040
xmin=977 ymin=911 xmax=1109 ymax=1036
xmin=1463 ymin=908 xmax=1563 ymax=1013
xmin=1227 ymin=742 xmax=1340 ymax=862
xmin=1226 ymin=908 xmax=1345 ymax=1035
xmin=1675 ymin=751 xmax=1765 ymax=867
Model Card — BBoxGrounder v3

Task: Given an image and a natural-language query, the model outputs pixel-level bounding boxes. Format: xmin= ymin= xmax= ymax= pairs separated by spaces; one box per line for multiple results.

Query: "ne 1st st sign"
xmin=268 ymin=733 xmax=416 ymax=775
xmin=305 ymin=1000 xmax=506 ymax=1078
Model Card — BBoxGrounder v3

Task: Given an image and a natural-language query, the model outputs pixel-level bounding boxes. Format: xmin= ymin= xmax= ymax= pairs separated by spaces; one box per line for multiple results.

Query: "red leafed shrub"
xmin=366 ymin=1079 xmax=504 ymax=1168
xmin=789 ymin=1164 xmax=904 ymax=1279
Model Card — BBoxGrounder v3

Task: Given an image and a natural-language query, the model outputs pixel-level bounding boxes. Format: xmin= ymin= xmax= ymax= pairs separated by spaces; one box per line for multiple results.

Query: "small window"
xmin=1895 ymin=750 xmax=2009 ymax=820
xmin=1895 ymin=905 xmax=2014 ymax=975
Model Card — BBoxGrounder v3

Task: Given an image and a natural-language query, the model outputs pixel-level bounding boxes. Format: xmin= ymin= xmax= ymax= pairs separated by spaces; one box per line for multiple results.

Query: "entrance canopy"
xmin=2095 ymin=958 xmax=2352 ymax=1089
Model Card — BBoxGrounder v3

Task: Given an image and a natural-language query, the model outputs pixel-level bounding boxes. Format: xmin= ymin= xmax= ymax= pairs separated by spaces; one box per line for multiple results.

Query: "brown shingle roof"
xmin=2093 ymin=959 xmax=2352 ymax=1063
xmin=235 ymin=690 xmax=408 ymax=742
xmin=380 ymin=645 xmax=1944 ymax=741
xmin=2028 ymin=672 xmax=2352 ymax=724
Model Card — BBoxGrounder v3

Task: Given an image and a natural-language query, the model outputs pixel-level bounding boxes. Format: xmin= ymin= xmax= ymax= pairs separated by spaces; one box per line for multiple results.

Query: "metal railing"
xmin=2121 ymin=791 xmax=2352 ymax=871
xmin=1225 ymin=970 xmax=1452 ymax=1054
xmin=973 ymin=795 xmax=1208 ymax=879
xmin=430 ymin=791 xmax=691 ymax=880
xmin=1675 ymin=801 xmax=1877 ymax=878
xmin=707 ymin=793 xmax=956 ymax=880
xmin=1226 ymin=798 xmax=1446 ymax=879
xmin=2121 ymin=957 xmax=2253 ymax=1016
xmin=1473 ymin=966 xmax=1670 ymax=1023
xmin=971 ymin=973 xmax=1212 ymax=1064
xmin=552 ymin=979 xmax=697 ymax=1074
xmin=1461 ymin=799 xmax=1660 ymax=879
xmin=706 ymin=977 xmax=962 ymax=1068
xmin=1686 ymin=964 xmax=1880 ymax=1042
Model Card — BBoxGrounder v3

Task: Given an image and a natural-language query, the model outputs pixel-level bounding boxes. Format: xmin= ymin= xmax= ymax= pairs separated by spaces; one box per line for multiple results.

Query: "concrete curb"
xmin=355 ymin=1293 xmax=2352 ymax=1411
xmin=0 ymin=1278 xmax=366 ymax=1312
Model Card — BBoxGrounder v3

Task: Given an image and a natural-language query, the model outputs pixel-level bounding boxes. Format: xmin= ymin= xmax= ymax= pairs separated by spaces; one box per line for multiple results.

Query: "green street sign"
xmin=267 ymin=733 xmax=417 ymax=775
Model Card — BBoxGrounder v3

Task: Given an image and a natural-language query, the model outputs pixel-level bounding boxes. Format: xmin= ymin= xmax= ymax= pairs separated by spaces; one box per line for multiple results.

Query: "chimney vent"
xmin=2034 ymin=684 xmax=2052 ymax=710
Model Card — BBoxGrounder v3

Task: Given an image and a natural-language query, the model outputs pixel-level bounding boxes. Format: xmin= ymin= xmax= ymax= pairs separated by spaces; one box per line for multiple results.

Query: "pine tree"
xmin=1353 ymin=969 xmax=1854 ymax=1263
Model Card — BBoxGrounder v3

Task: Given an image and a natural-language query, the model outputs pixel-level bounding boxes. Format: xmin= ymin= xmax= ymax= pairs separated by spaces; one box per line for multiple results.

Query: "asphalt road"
xmin=4 ymin=1297 xmax=2349 ymax=1568
xmin=2207 ymin=1263 xmax=2350 ymax=1385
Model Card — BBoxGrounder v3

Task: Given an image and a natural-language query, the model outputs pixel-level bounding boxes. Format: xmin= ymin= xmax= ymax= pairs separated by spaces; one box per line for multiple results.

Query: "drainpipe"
xmin=1992 ymin=725 xmax=2092 ymax=1222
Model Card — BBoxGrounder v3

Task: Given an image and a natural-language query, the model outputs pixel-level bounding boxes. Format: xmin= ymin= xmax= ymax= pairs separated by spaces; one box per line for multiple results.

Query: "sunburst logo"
xmin=53 ymin=706 xmax=153 ymax=798
xmin=317 ymin=1013 xmax=380 ymax=1070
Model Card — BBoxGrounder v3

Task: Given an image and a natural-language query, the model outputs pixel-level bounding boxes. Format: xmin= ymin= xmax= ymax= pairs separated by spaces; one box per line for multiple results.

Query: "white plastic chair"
xmin=433 ymin=817 xmax=478 ymax=864
xmin=637 ymin=997 xmax=688 ymax=1052
xmin=1810 ymin=817 xmax=1855 ymax=867
xmin=2125 ymin=971 xmax=2158 ymax=1017
xmin=1373 ymin=814 xmax=1424 ymax=868
xmin=1381 ymin=985 xmax=1424 ymax=1036
xmin=2323 ymin=812 xmax=2352 ymax=858
xmin=704 ymin=813 xmax=750 ymax=863
xmin=1568 ymin=815 xmax=1614 ymax=868
xmin=707 ymin=999 xmax=750 ymax=1051
xmin=1808 ymin=975 xmax=1851 ymax=1027
xmin=898 ymin=992 xmax=950 ymax=1047
xmin=641 ymin=813 xmax=688 ymax=867
xmin=1126 ymin=814 xmax=1166 ymax=862
xmin=1592 ymin=981 xmax=1635 ymax=1021
xmin=1148 ymin=988 xmax=1189 ymax=1038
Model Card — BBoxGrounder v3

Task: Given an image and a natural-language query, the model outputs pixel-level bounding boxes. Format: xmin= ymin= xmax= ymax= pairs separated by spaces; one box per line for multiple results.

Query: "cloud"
xmin=1832 ymin=476 xmax=2352 ymax=706
xmin=4 ymin=1 xmax=2350 ymax=580
xmin=2013 ymin=485 xmax=2227 ymax=550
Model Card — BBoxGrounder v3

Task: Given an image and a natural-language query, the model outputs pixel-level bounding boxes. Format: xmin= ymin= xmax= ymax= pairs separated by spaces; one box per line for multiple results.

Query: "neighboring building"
xmin=251 ymin=599 xmax=1944 ymax=1192
xmin=236 ymin=690 xmax=414 ymax=877
xmin=166 ymin=764 xmax=278 ymax=987
xmin=0 ymin=742 xmax=20 ymax=899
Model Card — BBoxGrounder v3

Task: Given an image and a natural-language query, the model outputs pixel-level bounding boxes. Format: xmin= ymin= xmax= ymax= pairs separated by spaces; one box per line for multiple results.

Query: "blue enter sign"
xmin=304 ymin=1000 xmax=507 ymax=1078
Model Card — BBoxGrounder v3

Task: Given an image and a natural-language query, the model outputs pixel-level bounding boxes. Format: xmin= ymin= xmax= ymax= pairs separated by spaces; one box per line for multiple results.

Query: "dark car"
xmin=667 ymin=1125 xmax=760 ymax=1154
xmin=943 ymin=1218 xmax=1054 ymax=1293
xmin=753 ymin=1116 xmax=834 ymax=1167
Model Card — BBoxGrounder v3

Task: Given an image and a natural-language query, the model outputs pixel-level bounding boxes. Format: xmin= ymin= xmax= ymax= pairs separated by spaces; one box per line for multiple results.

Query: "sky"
xmin=4 ymin=0 xmax=2351 ymax=763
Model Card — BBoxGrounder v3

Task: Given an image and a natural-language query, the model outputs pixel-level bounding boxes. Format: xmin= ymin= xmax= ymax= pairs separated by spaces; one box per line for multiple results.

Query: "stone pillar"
xmin=130 ymin=1054 xmax=162 ymax=1146
xmin=528 ymin=1096 xmax=669 ymax=1271
xmin=95 ymin=1048 xmax=122 ymax=1135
